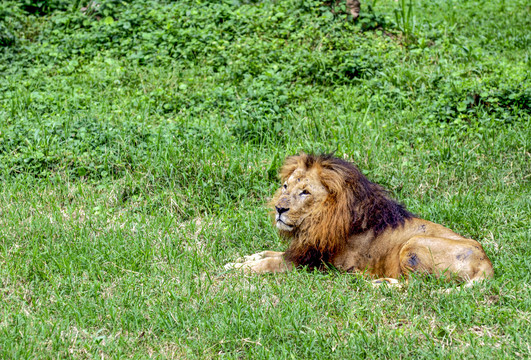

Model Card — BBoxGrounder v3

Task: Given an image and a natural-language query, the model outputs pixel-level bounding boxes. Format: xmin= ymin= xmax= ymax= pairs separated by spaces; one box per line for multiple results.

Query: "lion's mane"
xmin=272 ymin=153 xmax=413 ymax=268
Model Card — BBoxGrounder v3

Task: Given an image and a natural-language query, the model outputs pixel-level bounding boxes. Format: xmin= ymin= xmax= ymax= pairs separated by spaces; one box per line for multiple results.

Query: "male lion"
xmin=226 ymin=153 xmax=494 ymax=283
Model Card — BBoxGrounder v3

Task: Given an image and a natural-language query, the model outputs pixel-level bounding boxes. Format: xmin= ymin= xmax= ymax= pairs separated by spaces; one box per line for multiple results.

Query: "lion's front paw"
xmin=223 ymin=262 xmax=238 ymax=271
xmin=371 ymin=278 xmax=401 ymax=287
xmin=223 ymin=259 xmax=261 ymax=272
xmin=225 ymin=251 xmax=270 ymax=269
xmin=224 ymin=251 xmax=289 ymax=274
xmin=223 ymin=252 xmax=262 ymax=271
xmin=240 ymin=251 xmax=269 ymax=262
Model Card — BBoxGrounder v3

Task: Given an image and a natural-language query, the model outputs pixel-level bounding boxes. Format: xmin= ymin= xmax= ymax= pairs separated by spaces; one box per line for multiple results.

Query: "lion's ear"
xmin=279 ymin=153 xmax=307 ymax=182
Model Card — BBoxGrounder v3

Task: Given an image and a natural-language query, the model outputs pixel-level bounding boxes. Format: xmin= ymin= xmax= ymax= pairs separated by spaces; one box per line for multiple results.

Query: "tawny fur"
xmin=226 ymin=153 xmax=494 ymax=283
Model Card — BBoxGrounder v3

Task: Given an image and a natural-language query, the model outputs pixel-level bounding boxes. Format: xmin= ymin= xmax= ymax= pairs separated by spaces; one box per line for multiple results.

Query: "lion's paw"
xmin=223 ymin=262 xmax=238 ymax=270
xmin=224 ymin=251 xmax=269 ymax=272
xmin=230 ymin=251 xmax=269 ymax=264
xmin=224 ymin=259 xmax=261 ymax=272
xmin=241 ymin=251 xmax=269 ymax=262
xmin=371 ymin=278 xmax=401 ymax=287
xmin=224 ymin=251 xmax=287 ymax=274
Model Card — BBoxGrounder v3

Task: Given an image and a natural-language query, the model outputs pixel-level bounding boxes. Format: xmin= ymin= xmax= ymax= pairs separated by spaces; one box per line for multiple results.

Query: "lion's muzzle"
xmin=275 ymin=205 xmax=293 ymax=231
xmin=275 ymin=206 xmax=289 ymax=215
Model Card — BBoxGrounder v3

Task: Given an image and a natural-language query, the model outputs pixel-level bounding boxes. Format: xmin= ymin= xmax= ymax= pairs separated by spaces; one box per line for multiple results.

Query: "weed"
xmin=394 ymin=0 xmax=416 ymax=46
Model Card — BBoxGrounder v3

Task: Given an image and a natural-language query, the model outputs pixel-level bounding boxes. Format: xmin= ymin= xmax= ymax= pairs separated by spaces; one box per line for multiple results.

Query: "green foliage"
xmin=430 ymin=77 xmax=531 ymax=126
xmin=17 ymin=0 xmax=74 ymax=15
xmin=1 ymin=115 xmax=171 ymax=179
xmin=0 ymin=1 xmax=27 ymax=46
xmin=393 ymin=0 xmax=416 ymax=45
xmin=0 ymin=0 xmax=529 ymax=358
xmin=358 ymin=1 xmax=389 ymax=31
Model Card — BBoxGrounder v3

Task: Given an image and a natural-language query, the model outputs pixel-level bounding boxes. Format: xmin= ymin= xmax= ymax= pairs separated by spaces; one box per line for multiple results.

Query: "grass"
xmin=0 ymin=0 xmax=530 ymax=358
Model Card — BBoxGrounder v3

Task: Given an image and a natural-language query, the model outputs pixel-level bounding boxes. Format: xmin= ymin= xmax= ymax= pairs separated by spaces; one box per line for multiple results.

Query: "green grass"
xmin=0 ymin=0 xmax=530 ymax=358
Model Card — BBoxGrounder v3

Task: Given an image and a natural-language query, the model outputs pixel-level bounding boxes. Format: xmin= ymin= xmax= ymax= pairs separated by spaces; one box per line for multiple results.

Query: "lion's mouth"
xmin=276 ymin=219 xmax=294 ymax=231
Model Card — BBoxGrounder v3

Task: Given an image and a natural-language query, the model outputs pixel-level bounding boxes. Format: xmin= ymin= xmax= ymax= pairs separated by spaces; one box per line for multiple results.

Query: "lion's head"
xmin=271 ymin=153 xmax=412 ymax=268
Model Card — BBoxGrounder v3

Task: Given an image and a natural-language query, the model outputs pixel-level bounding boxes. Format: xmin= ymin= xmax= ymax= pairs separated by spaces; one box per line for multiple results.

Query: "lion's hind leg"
xmin=224 ymin=251 xmax=290 ymax=274
xmin=399 ymin=236 xmax=494 ymax=282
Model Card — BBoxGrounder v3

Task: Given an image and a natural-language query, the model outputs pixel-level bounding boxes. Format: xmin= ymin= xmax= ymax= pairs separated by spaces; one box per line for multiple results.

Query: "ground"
xmin=0 ymin=0 xmax=529 ymax=358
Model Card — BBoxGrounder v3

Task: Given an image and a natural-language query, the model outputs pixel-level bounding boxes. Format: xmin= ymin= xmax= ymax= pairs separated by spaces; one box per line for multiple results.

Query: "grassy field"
xmin=0 ymin=0 xmax=530 ymax=358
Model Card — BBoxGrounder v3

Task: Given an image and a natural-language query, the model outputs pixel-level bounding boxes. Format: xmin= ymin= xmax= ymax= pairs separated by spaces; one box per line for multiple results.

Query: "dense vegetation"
xmin=0 ymin=0 xmax=529 ymax=358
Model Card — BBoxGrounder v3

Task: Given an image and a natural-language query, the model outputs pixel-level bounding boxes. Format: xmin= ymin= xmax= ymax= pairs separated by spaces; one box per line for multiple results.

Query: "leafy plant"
xmin=358 ymin=0 xmax=389 ymax=31
xmin=0 ymin=1 xmax=26 ymax=46
xmin=17 ymin=0 xmax=73 ymax=15
xmin=394 ymin=0 xmax=416 ymax=45
xmin=428 ymin=76 xmax=531 ymax=126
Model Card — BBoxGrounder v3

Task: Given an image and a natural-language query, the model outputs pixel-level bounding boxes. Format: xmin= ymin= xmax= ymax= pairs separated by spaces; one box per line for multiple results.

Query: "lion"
xmin=225 ymin=153 xmax=494 ymax=284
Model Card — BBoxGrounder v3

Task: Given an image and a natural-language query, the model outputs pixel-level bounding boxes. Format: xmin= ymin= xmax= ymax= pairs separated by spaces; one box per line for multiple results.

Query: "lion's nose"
xmin=275 ymin=206 xmax=289 ymax=215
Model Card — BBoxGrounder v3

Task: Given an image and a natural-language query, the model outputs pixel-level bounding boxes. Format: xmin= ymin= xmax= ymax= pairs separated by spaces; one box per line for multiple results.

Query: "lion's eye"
xmin=300 ymin=189 xmax=310 ymax=196
xmin=283 ymin=184 xmax=287 ymax=190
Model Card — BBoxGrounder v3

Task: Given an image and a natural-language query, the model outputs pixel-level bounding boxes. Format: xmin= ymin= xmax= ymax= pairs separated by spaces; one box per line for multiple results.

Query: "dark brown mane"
xmin=278 ymin=153 xmax=413 ymax=268
xmin=321 ymin=155 xmax=413 ymax=236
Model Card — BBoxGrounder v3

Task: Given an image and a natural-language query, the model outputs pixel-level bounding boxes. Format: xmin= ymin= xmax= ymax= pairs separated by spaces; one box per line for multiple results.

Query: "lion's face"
xmin=273 ymin=167 xmax=329 ymax=232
